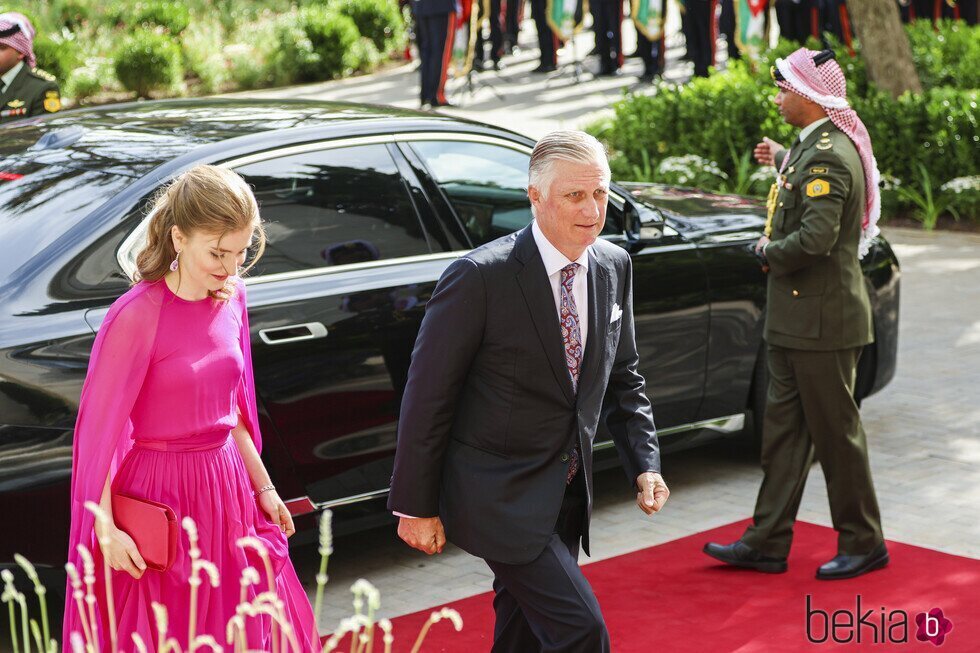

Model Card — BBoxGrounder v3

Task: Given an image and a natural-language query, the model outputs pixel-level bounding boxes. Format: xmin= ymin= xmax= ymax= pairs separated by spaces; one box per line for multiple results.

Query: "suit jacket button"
xmin=560 ymin=453 xmax=570 ymax=463
xmin=792 ymin=289 xmax=800 ymax=297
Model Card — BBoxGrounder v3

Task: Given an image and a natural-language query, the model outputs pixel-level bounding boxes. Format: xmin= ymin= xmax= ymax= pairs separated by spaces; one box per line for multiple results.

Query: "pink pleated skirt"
xmin=94 ymin=430 xmax=319 ymax=651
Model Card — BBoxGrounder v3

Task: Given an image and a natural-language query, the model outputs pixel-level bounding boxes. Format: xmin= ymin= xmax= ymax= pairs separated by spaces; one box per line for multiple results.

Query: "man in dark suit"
xmin=388 ymin=130 xmax=669 ymax=652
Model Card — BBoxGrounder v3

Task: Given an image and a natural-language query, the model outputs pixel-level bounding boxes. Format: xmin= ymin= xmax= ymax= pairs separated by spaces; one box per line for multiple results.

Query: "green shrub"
xmin=301 ymin=6 xmax=362 ymax=78
xmin=126 ymin=1 xmax=191 ymax=34
xmin=329 ymin=0 xmax=405 ymax=53
xmin=907 ymin=19 xmax=980 ymax=89
xmin=350 ymin=36 xmax=383 ymax=73
xmin=181 ymin=19 xmax=230 ymax=93
xmin=65 ymin=64 xmax=102 ymax=100
xmin=271 ymin=6 xmax=360 ymax=83
xmin=113 ymin=29 xmax=183 ymax=97
xmin=227 ymin=43 xmax=272 ymax=90
xmin=32 ymin=31 xmax=80 ymax=83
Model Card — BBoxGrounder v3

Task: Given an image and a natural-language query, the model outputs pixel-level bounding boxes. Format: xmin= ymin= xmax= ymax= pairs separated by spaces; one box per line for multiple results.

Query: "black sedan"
xmin=0 ymin=99 xmax=900 ymax=592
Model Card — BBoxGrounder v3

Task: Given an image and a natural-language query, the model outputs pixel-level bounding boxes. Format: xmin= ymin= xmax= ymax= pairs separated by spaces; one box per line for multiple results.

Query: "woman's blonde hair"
xmin=135 ymin=165 xmax=266 ymax=297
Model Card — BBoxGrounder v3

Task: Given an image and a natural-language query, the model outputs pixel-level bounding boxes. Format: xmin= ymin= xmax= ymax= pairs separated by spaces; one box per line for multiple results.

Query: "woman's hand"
xmin=96 ymin=523 xmax=147 ymax=579
xmin=258 ymin=490 xmax=296 ymax=537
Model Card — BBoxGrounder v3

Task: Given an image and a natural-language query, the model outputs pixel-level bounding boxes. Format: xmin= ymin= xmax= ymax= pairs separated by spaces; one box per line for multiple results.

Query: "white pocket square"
xmin=610 ymin=304 xmax=623 ymax=323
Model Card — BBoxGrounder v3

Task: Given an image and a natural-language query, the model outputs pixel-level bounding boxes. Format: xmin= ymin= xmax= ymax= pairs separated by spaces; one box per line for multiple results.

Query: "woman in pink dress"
xmin=63 ymin=166 xmax=319 ymax=651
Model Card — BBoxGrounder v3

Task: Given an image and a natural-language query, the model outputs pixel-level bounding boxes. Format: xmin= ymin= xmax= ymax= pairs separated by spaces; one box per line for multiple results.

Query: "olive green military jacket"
xmin=0 ymin=64 xmax=61 ymax=124
xmin=764 ymin=122 xmax=874 ymax=351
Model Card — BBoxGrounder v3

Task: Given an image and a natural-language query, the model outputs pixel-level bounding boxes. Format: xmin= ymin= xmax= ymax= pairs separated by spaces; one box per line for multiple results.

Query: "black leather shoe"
xmin=816 ymin=543 xmax=889 ymax=580
xmin=703 ymin=541 xmax=788 ymax=573
xmin=531 ymin=63 xmax=557 ymax=73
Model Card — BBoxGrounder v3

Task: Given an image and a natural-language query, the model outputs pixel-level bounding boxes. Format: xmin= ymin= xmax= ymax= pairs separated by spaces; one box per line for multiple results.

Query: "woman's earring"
xmin=169 ymin=250 xmax=181 ymax=272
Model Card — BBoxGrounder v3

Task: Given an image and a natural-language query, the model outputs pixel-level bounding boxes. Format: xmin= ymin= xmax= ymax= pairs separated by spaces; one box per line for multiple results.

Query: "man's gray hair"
xmin=528 ymin=130 xmax=610 ymax=202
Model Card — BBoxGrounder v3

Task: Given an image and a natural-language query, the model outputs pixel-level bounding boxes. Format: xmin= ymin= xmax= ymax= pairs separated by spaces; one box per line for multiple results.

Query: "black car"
xmin=0 ymin=99 xmax=900 ymax=590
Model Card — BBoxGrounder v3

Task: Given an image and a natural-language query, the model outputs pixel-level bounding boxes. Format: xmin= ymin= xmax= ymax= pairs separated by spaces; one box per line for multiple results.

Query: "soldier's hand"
xmin=397 ymin=516 xmax=446 ymax=555
xmin=636 ymin=472 xmax=669 ymax=515
xmin=755 ymin=235 xmax=770 ymax=255
xmin=754 ymin=137 xmax=783 ymax=167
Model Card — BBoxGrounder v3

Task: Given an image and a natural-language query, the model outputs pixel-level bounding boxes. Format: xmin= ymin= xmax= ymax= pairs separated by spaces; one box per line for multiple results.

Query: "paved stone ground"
xmin=289 ymin=227 xmax=980 ymax=631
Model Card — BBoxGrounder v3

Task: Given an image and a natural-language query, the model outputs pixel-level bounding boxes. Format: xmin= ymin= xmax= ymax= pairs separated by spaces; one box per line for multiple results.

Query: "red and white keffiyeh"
xmin=0 ymin=12 xmax=36 ymax=68
xmin=776 ymin=47 xmax=881 ymax=259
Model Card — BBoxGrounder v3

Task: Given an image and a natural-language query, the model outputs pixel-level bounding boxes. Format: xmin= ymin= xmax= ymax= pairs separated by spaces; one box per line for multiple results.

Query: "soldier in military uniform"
xmin=704 ymin=48 xmax=888 ymax=580
xmin=1 ymin=13 xmax=61 ymax=125
xmin=414 ymin=0 xmax=458 ymax=107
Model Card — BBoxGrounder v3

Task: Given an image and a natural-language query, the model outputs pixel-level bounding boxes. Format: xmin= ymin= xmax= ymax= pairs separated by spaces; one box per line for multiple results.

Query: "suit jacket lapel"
xmin=576 ymin=250 xmax=608 ymax=403
xmin=514 ymin=226 xmax=576 ymax=406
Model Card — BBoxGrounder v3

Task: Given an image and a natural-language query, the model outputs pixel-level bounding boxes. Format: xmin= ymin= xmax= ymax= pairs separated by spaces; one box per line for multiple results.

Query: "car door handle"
xmin=258 ymin=322 xmax=328 ymax=345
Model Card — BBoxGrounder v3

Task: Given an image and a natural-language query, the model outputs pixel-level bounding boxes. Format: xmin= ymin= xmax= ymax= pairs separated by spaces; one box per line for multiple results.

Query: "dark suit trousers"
xmin=417 ymin=12 xmax=457 ymax=103
xmin=530 ymin=0 xmax=560 ymax=65
xmin=484 ymin=473 xmax=610 ymax=653
xmin=476 ymin=0 xmax=505 ymax=62
xmin=685 ymin=0 xmax=717 ymax=77
xmin=741 ymin=345 xmax=884 ymax=558
xmin=592 ymin=0 xmax=624 ymax=72
xmin=636 ymin=25 xmax=666 ymax=77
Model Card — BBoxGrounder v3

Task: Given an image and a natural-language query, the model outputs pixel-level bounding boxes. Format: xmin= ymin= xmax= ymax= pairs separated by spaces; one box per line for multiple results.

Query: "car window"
xmin=410 ymin=141 xmax=534 ymax=247
xmin=411 ymin=140 xmax=621 ymax=247
xmin=234 ymin=144 xmax=430 ymax=276
xmin=0 ymin=159 xmax=134 ymax=284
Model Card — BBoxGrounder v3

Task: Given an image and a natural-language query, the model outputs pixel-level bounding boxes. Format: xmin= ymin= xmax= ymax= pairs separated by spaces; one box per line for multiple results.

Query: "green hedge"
xmin=328 ymin=0 xmax=405 ymax=53
xmin=590 ymin=21 xmax=980 ymax=226
xmin=113 ymin=29 xmax=184 ymax=97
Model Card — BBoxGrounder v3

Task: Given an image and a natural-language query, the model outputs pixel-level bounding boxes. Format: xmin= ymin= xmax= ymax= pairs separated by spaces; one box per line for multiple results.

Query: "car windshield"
xmin=0 ymin=159 xmax=133 ymax=282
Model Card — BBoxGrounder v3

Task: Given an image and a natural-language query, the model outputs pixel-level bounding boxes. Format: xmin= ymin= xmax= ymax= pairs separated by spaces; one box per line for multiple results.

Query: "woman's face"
xmin=171 ymin=225 xmax=254 ymax=293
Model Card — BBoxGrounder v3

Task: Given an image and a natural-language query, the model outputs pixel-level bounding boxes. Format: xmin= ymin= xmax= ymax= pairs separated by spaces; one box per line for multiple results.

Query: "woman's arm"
xmin=232 ymin=413 xmax=296 ymax=536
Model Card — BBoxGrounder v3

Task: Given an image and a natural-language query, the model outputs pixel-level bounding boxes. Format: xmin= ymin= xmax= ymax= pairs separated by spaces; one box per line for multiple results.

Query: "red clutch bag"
xmin=111 ymin=493 xmax=179 ymax=572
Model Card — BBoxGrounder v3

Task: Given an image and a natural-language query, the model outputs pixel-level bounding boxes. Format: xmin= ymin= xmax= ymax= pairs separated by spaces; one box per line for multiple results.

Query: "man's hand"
xmin=755 ymin=235 xmax=771 ymax=255
xmin=397 ymin=516 xmax=446 ymax=555
xmin=636 ymin=472 xmax=669 ymax=515
xmin=753 ymin=137 xmax=783 ymax=167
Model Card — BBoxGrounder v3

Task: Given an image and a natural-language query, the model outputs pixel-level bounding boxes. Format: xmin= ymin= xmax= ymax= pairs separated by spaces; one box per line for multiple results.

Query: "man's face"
xmin=528 ymin=158 xmax=609 ymax=260
xmin=0 ymin=44 xmax=24 ymax=76
xmin=774 ymin=88 xmax=816 ymax=129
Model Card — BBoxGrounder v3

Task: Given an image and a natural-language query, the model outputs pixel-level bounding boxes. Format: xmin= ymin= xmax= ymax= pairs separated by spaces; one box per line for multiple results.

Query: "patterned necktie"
xmin=559 ymin=263 xmax=582 ymax=483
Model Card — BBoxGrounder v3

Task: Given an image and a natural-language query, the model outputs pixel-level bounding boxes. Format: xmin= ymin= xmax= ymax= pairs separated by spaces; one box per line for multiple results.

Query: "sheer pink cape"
xmin=61 ymin=280 xmax=265 ymax=648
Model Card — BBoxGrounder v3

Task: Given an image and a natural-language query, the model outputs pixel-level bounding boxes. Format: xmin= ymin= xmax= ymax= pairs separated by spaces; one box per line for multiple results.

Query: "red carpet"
xmin=379 ymin=520 xmax=979 ymax=651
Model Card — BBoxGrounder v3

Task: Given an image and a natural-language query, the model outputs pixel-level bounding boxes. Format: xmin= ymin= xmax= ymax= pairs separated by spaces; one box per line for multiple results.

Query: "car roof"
xmin=0 ymin=98 xmax=529 ymax=178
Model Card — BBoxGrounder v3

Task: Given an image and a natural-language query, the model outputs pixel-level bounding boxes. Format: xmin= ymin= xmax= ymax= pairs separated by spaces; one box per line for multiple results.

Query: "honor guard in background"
xmin=774 ymin=0 xmax=810 ymax=43
xmin=705 ymin=49 xmax=888 ymax=580
xmin=0 ymin=13 xmax=61 ymax=125
xmin=503 ymin=0 xmax=524 ymax=51
xmin=633 ymin=0 xmax=667 ymax=80
xmin=474 ymin=0 xmax=505 ymax=69
xmin=592 ymin=0 xmax=625 ymax=75
xmin=415 ymin=0 xmax=458 ymax=107
xmin=718 ymin=0 xmax=742 ymax=61
xmin=685 ymin=0 xmax=718 ymax=77
xmin=530 ymin=0 xmax=560 ymax=71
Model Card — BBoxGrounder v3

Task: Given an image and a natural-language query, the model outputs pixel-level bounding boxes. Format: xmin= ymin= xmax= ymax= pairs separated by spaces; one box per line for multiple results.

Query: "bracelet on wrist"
xmin=254 ymin=484 xmax=275 ymax=497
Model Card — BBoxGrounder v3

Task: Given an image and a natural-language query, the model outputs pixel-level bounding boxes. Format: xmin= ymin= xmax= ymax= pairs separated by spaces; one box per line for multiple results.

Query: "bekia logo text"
xmin=806 ymin=595 xmax=953 ymax=646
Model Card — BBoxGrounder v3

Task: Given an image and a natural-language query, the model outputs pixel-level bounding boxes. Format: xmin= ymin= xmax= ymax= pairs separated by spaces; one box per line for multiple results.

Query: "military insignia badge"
xmin=810 ymin=167 xmax=828 ymax=174
xmin=806 ymin=179 xmax=831 ymax=197
xmin=7 ymin=99 xmax=25 ymax=108
xmin=43 ymin=92 xmax=62 ymax=113
xmin=816 ymin=138 xmax=833 ymax=151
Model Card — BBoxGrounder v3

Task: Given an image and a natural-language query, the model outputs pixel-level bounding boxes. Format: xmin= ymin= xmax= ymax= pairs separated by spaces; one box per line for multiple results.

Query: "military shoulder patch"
xmin=44 ymin=95 xmax=62 ymax=113
xmin=806 ymin=179 xmax=831 ymax=197
xmin=31 ymin=67 xmax=57 ymax=82
xmin=810 ymin=167 xmax=828 ymax=174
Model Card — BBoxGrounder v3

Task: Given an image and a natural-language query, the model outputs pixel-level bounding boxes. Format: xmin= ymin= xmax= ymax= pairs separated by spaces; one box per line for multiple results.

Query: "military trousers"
xmin=741 ymin=344 xmax=884 ymax=558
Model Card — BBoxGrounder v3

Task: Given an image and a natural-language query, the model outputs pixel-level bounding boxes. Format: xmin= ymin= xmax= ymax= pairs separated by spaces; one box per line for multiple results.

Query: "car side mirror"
xmin=624 ymin=200 xmax=664 ymax=246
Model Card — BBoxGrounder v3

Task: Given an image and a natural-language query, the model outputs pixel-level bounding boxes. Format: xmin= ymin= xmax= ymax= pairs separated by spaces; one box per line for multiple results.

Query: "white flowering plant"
xmin=2 ymin=506 xmax=463 ymax=653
